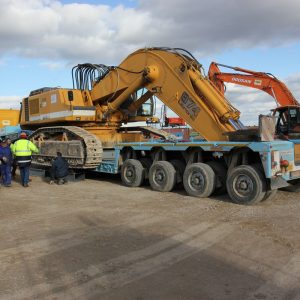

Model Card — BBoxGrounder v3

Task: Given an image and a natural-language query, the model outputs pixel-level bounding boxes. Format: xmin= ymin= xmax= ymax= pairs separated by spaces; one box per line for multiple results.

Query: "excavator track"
xmin=29 ymin=126 xmax=103 ymax=169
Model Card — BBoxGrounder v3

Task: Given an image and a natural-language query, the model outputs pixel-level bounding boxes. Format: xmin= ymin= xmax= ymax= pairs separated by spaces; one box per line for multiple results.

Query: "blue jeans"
xmin=1 ymin=164 xmax=12 ymax=186
xmin=19 ymin=166 xmax=30 ymax=186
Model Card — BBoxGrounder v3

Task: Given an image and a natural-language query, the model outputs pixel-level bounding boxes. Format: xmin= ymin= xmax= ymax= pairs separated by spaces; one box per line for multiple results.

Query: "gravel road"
xmin=0 ymin=172 xmax=300 ymax=300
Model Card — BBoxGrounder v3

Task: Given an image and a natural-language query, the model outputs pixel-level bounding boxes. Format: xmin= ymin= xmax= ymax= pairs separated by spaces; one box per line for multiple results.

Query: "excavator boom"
xmin=88 ymin=48 xmax=243 ymax=141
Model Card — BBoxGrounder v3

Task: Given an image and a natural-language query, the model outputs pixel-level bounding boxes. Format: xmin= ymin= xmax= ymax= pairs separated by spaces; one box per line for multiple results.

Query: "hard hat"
xmin=20 ymin=132 xmax=27 ymax=138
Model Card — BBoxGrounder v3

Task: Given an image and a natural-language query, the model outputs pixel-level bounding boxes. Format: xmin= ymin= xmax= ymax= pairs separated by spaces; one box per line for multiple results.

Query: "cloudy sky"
xmin=1 ymin=0 xmax=300 ymax=125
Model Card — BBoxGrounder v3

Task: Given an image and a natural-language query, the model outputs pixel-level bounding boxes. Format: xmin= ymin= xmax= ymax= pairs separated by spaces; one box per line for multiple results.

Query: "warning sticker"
xmin=254 ymin=79 xmax=262 ymax=86
xmin=179 ymin=91 xmax=200 ymax=120
xmin=2 ymin=120 xmax=10 ymax=126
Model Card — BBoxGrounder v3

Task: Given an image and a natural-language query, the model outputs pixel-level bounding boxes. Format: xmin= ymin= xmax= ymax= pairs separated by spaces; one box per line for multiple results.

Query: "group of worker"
xmin=0 ymin=132 xmax=69 ymax=187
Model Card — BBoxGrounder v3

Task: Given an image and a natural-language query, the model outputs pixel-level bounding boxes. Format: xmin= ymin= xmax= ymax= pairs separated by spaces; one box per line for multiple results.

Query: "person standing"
xmin=0 ymin=138 xmax=13 ymax=187
xmin=6 ymin=138 xmax=17 ymax=178
xmin=11 ymin=132 xmax=39 ymax=187
xmin=0 ymin=139 xmax=2 ymax=181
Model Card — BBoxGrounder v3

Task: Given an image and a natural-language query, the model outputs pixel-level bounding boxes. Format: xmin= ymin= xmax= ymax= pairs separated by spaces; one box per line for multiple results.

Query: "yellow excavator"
xmin=20 ymin=47 xmax=244 ymax=168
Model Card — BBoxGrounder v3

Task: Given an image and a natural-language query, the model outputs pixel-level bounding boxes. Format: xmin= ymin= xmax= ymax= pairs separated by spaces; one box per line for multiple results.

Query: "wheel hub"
xmin=190 ymin=171 xmax=204 ymax=191
xmin=239 ymin=181 xmax=248 ymax=190
xmin=154 ymin=169 xmax=165 ymax=184
xmin=125 ymin=167 xmax=135 ymax=181
xmin=234 ymin=175 xmax=253 ymax=196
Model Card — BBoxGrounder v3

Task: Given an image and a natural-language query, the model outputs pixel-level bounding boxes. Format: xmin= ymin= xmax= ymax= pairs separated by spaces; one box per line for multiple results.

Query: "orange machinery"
xmin=208 ymin=62 xmax=300 ymax=137
xmin=208 ymin=62 xmax=299 ymax=106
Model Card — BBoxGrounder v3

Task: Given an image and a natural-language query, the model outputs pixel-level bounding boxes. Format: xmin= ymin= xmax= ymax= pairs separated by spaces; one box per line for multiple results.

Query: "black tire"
xmin=139 ymin=157 xmax=152 ymax=180
xmin=206 ymin=161 xmax=227 ymax=195
xmin=281 ymin=179 xmax=300 ymax=192
xmin=170 ymin=159 xmax=186 ymax=189
xmin=149 ymin=161 xmax=176 ymax=192
xmin=183 ymin=163 xmax=216 ymax=198
xmin=262 ymin=189 xmax=278 ymax=202
xmin=121 ymin=159 xmax=145 ymax=187
xmin=289 ymin=179 xmax=300 ymax=192
xmin=226 ymin=165 xmax=266 ymax=205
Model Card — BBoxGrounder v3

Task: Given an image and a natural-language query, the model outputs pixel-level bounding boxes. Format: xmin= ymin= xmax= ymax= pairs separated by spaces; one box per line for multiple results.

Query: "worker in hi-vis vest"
xmin=11 ymin=132 xmax=39 ymax=187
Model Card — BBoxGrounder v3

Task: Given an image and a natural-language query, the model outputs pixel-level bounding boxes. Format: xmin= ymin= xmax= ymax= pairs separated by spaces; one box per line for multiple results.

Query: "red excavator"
xmin=208 ymin=62 xmax=300 ymax=137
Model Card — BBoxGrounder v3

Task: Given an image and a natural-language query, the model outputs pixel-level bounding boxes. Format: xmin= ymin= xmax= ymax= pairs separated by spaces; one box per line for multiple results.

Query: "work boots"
xmin=58 ymin=178 xmax=68 ymax=185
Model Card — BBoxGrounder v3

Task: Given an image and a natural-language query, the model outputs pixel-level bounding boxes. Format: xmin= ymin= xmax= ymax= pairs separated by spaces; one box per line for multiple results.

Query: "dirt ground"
xmin=0 ymin=172 xmax=300 ymax=300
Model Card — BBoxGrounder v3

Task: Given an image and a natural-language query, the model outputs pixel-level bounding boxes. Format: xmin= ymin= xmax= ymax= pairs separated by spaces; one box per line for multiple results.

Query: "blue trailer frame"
xmin=94 ymin=138 xmax=300 ymax=191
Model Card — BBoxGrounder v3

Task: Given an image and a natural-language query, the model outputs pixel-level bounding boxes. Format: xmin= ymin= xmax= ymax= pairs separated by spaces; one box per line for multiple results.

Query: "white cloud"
xmin=39 ymin=61 xmax=64 ymax=70
xmin=0 ymin=0 xmax=300 ymax=63
xmin=285 ymin=73 xmax=300 ymax=96
xmin=0 ymin=96 xmax=22 ymax=109
xmin=139 ymin=0 xmax=300 ymax=52
xmin=225 ymin=85 xmax=276 ymax=125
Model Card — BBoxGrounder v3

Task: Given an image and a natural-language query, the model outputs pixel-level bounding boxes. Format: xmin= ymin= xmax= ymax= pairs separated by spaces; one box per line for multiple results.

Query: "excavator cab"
xmin=136 ymin=99 xmax=153 ymax=117
xmin=273 ymin=106 xmax=300 ymax=137
xmin=274 ymin=106 xmax=300 ymax=165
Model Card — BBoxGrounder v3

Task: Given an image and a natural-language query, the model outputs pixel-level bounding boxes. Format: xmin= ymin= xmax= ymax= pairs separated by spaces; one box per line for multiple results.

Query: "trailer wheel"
xmin=206 ymin=161 xmax=227 ymax=195
xmin=170 ymin=159 xmax=186 ymax=188
xmin=149 ymin=161 xmax=176 ymax=192
xmin=183 ymin=163 xmax=215 ymax=198
xmin=226 ymin=165 xmax=266 ymax=205
xmin=121 ymin=159 xmax=145 ymax=187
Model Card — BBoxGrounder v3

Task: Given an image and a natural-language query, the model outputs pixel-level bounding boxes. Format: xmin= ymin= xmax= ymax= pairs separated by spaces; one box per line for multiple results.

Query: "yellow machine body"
xmin=20 ymin=88 xmax=149 ymax=147
xmin=20 ymin=89 xmax=95 ymax=125
xmin=0 ymin=109 xmax=20 ymax=128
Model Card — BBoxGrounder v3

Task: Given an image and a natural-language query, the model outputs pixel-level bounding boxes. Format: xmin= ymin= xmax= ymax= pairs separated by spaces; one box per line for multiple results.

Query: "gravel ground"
xmin=0 ymin=172 xmax=300 ymax=300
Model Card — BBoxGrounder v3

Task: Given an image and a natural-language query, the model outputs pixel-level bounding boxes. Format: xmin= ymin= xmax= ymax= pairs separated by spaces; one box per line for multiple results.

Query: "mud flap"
xmin=270 ymin=176 xmax=289 ymax=189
